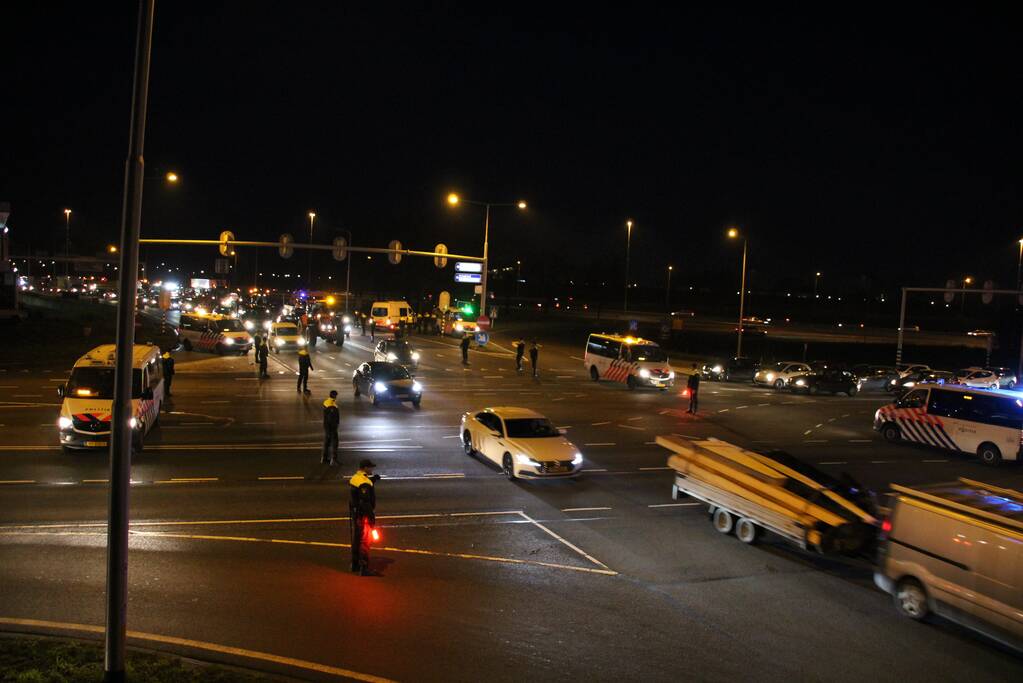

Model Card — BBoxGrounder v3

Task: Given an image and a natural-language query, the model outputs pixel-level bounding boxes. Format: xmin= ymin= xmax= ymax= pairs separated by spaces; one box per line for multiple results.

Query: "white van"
xmin=370 ymin=301 xmax=414 ymax=330
xmin=875 ymin=478 xmax=1022 ymax=652
xmin=57 ymin=344 xmax=165 ymax=453
xmin=874 ymin=384 xmax=1022 ymax=465
xmin=178 ymin=313 xmax=252 ymax=355
xmin=583 ymin=333 xmax=674 ymax=390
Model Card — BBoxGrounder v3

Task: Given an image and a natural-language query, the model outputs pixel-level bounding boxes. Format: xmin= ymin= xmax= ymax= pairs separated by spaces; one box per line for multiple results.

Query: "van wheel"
xmin=353 ymin=380 xmax=360 ymax=397
xmin=735 ymin=518 xmax=761 ymax=544
xmin=590 ymin=366 xmax=599 ymax=381
xmin=894 ymin=579 xmax=929 ymax=621
xmin=712 ymin=508 xmax=734 ymax=534
xmin=846 ymin=386 xmax=858 ymax=396
xmin=978 ymin=442 xmax=1002 ymax=466
xmin=881 ymin=423 xmax=901 ymax=443
xmin=182 ymin=339 xmax=192 ymax=352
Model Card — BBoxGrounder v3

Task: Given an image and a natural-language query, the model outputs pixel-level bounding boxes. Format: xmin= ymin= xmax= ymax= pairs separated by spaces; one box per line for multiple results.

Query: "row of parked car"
xmin=699 ymin=358 xmax=1019 ymax=397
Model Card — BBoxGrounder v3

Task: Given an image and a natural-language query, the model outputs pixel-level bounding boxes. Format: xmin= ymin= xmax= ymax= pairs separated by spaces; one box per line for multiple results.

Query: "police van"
xmin=178 ymin=312 xmax=252 ymax=354
xmin=57 ymin=344 xmax=164 ymax=453
xmin=583 ymin=333 xmax=675 ymax=390
xmin=874 ymin=384 xmax=1023 ymax=465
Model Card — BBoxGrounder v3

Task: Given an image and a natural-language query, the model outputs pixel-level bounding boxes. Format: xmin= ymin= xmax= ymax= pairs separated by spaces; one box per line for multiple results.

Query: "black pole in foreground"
xmin=105 ymin=1 xmax=154 ymax=680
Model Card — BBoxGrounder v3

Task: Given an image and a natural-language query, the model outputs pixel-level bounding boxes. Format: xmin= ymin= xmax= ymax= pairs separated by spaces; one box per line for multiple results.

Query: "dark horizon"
xmin=5 ymin=4 xmax=1022 ymax=297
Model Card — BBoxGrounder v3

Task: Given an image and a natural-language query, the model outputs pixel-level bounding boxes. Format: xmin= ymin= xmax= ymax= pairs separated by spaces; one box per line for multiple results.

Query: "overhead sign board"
xmin=454 ymin=272 xmax=482 ymax=284
xmin=455 ymin=261 xmax=482 ymax=273
xmin=190 ymin=278 xmax=211 ymax=290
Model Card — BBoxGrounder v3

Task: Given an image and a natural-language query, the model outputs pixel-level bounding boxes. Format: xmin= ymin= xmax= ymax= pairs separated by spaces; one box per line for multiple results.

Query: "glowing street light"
xmin=307 ymin=212 xmax=316 ymax=288
xmin=165 ymin=171 xmax=179 ymax=183
xmin=727 ymin=227 xmax=749 ymax=357
xmin=624 ymin=220 xmax=634 ymax=312
xmin=447 ymin=193 xmax=460 ymax=206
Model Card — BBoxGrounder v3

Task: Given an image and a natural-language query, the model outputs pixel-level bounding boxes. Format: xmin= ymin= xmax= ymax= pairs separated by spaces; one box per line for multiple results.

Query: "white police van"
xmin=57 ymin=344 xmax=164 ymax=453
xmin=583 ymin=333 xmax=675 ymax=390
xmin=874 ymin=384 xmax=1023 ymax=465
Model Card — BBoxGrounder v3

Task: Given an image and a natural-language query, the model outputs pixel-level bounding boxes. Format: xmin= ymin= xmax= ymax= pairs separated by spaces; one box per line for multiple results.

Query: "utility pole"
xmin=624 ymin=220 xmax=633 ymax=311
xmin=307 ymin=211 xmax=316 ymax=290
xmin=63 ymin=209 xmax=71 ymax=279
xmin=105 ymin=1 xmax=154 ymax=681
xmin=665 ymin=265 xmax=673 ymax=311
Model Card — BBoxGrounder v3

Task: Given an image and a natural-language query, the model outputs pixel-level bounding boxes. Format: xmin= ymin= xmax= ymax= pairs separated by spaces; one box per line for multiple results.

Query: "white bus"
xmin=874 ymin=384 xmax=1023 ymax=465
xmin=583 ymin=333 xmax=675 ymax=390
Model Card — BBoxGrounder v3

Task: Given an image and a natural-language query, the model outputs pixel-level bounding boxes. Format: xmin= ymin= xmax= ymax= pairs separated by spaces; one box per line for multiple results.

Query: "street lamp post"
xmin=63 ymin=208 xmax=72 ymax=278
xmin=813 ymin=271 xmax=821 ymax=298
xmin=307 ymin=211 xmax=316 ymax=290
xmin=624 ymin=220 xmax=633 ymax=312
xmin=342 ymin=228 xmax=353 ymax=313
xmin=665 ymin=265 xmax=673 ymax=311
xmin=727 ymin=227 xmax=748 ymax=358
xmin=961 ymin=276 xmax=973 ymax=313
xmin=446 ymin=193 xmax=526 ymax=318
xmin=516 ymin=260 xmax=522 ymax=299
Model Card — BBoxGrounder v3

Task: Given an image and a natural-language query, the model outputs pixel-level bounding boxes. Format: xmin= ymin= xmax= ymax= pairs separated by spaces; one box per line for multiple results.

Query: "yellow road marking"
xmin=155 ymin=477 xmax=219 ymax=484
xmin=0 ymin=617 xmax=395 ymax=682
xmin=82 ymin=479 xmax=109 ymax=483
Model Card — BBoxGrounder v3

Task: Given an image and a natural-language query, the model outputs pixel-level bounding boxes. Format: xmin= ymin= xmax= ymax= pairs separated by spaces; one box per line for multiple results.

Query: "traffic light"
xmin=461 ymin=303 xmax=474 ymax=315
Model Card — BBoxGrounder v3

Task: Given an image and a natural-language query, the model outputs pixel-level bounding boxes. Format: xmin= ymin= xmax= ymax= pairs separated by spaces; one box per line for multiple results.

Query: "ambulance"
xmin=583 ymin=333 xmax=675 ymax=390
xmin=57 ymin=344 xmax=165 ymax=453
xmin=874 ymin=384 xmax=1023 ymax=465
xmin=369 ymin=300 xmax=414 ymax=330
xmin=178 ymin=312 xmax=253 ymax=354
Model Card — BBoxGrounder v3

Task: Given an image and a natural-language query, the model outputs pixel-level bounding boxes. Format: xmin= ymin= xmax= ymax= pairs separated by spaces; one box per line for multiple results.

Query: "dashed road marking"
xmin=819 ymin=461 xmax=847 ymax=465
xmin=156 ymin=477 xmax=219 ymax=484
xmin=638 ymin=466 xmax=671 ymax=471
xmin=849 ymin=439 xmax=872 ymax=443
xmin=561 ymin=507 xmax=612 ymax=512
xmin=648 ymin=502 xmax=702 ymax=508
xmin=258 ymin=476 xmax=304 ymax=481
xmin=591 ymin=421 xmax=611 ymax=426
xmin=803 ymin=429 xmax=812 ymax=435
xmin=0 ymin=480 xmax=35 ymax=485
xmin=803 ymin=439 xmax=827 ymax=444
xmin=735 ymin=405 xmax=748 ymax=410
xmin=626 ymin=416 xmax=644 ymax=421
xmin=617 ymin=424 xmax=644 ymax=431
xmin=718 ymin=408 xmax=729 ymax=413
xmin=584 ymin=442 xmax=616 ymax=446
xmin=922 ymin=459 xmax=949 ymax=463
xmin=581 ymin=468 xmax=607 ymax=472
xmin=870 ymin=460 xmax=892 ymax=464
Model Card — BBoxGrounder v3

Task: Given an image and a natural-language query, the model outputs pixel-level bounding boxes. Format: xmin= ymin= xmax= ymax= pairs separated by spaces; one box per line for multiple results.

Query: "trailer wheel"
xmin=712 ymin=508 xmax=734 ymax=534
xmin=735 ymin=518 xmax=761 ymax=544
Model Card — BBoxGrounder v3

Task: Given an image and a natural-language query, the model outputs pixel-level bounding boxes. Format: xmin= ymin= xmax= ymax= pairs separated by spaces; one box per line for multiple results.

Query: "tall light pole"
xmin=665 ymin=265 xmax=673 ymax=311
xmin=63 ymin=208 xmax=72 ymax=278
xmin=624 ymin=220 xmax=633 ymax=311
xmin=961 ymin=275 xmax=973 ymax=313
xmin=516 ymin=259 xmax=522 ymax=299
xmin=342 ymin=228 xmax=353 ymax=313
xmin=813 ymin=271 xmax=821 ymax=298
xmin=1016 ymin=239 xmax=1023 ymax=292
xmin=727 ymin=227 xmax=748 ymax=358
xmin=307 ymin=211 xmax=316 ymax=290
xmin=446 ymin=193 xmax=526 ymax=317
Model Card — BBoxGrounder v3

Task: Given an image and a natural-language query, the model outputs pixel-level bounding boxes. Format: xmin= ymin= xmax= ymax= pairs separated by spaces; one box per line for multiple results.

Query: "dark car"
xmin=353 ymin=361 xmax=422 ymax=408
xmin=853 ymin=365 xmax=898 ymax=392
xmin=700 ymin=361 xmax=726 ymax=381
xmin=723 ymin=357 xmax=760 ymax=382
xmin=241 ymin=308 xmax=274 ymax=336
xmin=788 ymin=369 xmax=858 ymax=396
xmin=323 ymin=313 xmax=354 ymax=345
xmin=374 ymin=338 xmax=420 ymax=369
xmin=887 ymin=369 xmax=954 ymax=395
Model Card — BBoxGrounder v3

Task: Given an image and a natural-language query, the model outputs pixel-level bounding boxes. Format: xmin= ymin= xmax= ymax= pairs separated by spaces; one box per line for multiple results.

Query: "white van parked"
xmin=874 ymin=384 xmax=1022 ymax=465
xmin=57 ymin=344 xmax=164 ymax=453
xmin=583 ymin=334 xmax=674 ymax=390
xmin=875 ymin=478 xmax=1022 ymax=652
xmin=370 ymin=300 xmax=414 ymax=330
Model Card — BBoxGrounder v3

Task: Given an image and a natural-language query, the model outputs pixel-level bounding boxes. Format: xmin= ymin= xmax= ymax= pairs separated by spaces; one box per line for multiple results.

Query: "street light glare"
xmin=308 ymin=212 xmax=316 ymax=219
xmin=165 ymin=171 xmax=179 ymax=183
xmin=108 ymin=245 xmax=118 ymax=253
xmin=63 ymin=208 xmax=71 ymax=217
xmin=727 ymin=227 xmax=739 ymax=238
xmin=517 ymin=200 xmax=527 ymax=209
xmin=447 ymin=193 xmax=460 ymax=206
xmin=626 ymin=220 xmax=633 ymax=229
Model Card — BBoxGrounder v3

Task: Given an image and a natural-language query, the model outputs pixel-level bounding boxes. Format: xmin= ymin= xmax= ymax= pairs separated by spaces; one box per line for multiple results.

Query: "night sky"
xmin=4 ymin=3 xmax=1022 ymax=299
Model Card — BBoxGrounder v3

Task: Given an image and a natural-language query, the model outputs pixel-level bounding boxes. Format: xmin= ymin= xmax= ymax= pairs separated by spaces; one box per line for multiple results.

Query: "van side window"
xmin=180 ymin=316 xmax=194 ymax=330
xmin=604 ymin=340 xmax=621 ymax=359
xmin=587 ymin=337 xmax=607 ymax=357
xmin=149 ymin=359 xmax=163 ymax=387
xmin=963 ymin=394 xmax=1023 ymax=429
xmin=901 ymin=389 xmax=928 ymax=409
xmin=927 ymin=389 xmax=965 ymax=418
xmin=399 ymin=308 xmax=408 ymax=317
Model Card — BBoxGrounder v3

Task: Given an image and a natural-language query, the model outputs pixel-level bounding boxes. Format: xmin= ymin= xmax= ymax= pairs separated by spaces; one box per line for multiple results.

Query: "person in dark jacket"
xmin=322 ymin=390 xmax=340 ymax=464
xmin=297 ymin=349 xmax=314 ymax=393
xmin=686 ymin=363 xmax=701 ymax=414
xmin=460 ymin=333 xmax=471 ymax=365
xmin=161 ymin=352 xmax=175 ymax=397
xmin=255 ymin=336 xmax=269 ymax=378
xmin=529 ymin=340 xmax=540 ymax=378
xmin=349 ymin=459 xmax=380 ymax=575
xmin=513 ymin=338 xmax=525 ymax=372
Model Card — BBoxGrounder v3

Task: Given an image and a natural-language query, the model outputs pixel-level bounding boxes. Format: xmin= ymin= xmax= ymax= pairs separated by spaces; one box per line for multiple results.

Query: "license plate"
xmin=86 ymin=441 xmax=108 ymax=447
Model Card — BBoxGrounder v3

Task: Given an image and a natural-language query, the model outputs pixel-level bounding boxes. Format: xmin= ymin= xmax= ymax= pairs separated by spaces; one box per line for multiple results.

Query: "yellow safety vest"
xmin=350 ymin=470 xmax=374 ymax=489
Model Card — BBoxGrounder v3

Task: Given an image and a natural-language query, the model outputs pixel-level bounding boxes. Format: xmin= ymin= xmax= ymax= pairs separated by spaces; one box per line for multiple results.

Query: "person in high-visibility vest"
xmin=349 ymin=459 xmax=380 ymax=575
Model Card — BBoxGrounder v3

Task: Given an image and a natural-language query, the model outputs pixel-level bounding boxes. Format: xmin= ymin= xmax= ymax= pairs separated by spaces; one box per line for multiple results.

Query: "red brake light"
xmin=881 ymin=519 xmax=892 ymax=533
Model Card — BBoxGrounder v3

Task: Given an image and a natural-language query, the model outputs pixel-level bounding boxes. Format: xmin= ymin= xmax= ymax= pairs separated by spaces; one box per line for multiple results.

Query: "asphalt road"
xmin=1 ymin=327 xmax=1021 ymax=681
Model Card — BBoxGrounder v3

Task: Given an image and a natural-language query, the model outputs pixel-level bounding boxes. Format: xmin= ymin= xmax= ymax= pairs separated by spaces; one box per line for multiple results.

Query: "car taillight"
xmin=881 ymin=518 xmax=892 ymax=534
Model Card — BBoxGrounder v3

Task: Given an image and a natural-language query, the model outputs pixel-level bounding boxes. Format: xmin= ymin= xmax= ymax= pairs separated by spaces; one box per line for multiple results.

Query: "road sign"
xmin=218 ymin=230 xmax=235 ymax=257
xmin=943 ymin=279 xmax=955 ymax=304
xmin=455 ymin=272 xmax=481 ymax=283
xmin=476 ymin=314 xmax=491 ymax=330
xmin=475 ymin=331 xmax=489 ymax=346
xmin=434 ymin=243 xmax=448 ymax=268
xmin=388 ymin=240 xmax=403 ymax=265
xmin=279 ymin=233 xmax=294 ymax=259
xmin=332 ymin=236 xmax=347 ymax=261
xmin=489 ymin=306 xmax=498 ymax=319
xmin=982 ymin=280 xmax=994 ymax=305
xmin=455 ymin=261 xmax=482 ymax=273
xmin=628 ymin=319 xmax=639 ymax=332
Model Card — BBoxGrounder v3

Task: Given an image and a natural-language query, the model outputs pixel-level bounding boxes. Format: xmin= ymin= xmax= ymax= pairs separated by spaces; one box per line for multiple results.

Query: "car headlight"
xmin=342 ymin=316 xmax=351 ymax=324
xmin=223 ymin=337 xmax=235 ymax=345
xmin=264 ymin=321 xmax=272 ymax=330
xmin=374 ymin=381 xmax=388 ymax=393
xmin=343 ymin=324 xmax=352 ymax=333
xmin=668 ymin=370 xmax=675 ymax=379
xmin=387 ymin=353 xmax=397 ymax=361
xmin=766 ymin=373 xmax=774 ymax=381
xmin=58 ymin=416 xmax=73 ymax=430
xmin=244 ymin=321 xmax=254 ymax=330
xmin=129 ymin=417 xmax=138 ymax=429
xmin=515 ymin=453 xmax=540 ymax=467
xmin=412 ymin=381 xmax=423 ymax=393
xmin=297 ymin=338 xmax=307 ymax=346
xmin=794 ymin=379 xmax=806 ymax=386
xmin=904 ymin=381 xmax=915 ymax=388
xmin=639 ymin=369 xmax=651 ymax=378
xmin=411 ymin=351 xmax=420 ymax=361
xmin=712 ymin=365 xmax=723 ymax=373
xmin=455 ymin=323 xmax=463 ymax=332
xmin=274 ymin=337 xmax=285 ymax=346
xmin=572 ymin=452 xmax=583 ymax=466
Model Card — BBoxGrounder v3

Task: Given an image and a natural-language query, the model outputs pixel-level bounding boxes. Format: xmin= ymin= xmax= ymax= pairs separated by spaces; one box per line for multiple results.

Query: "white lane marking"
xmin=827 ymin=417 xmax=836 ymax=422
xmin=922 ymin=459 xmax=949 ymax=463
xmin=626 ymin=416 xmax=644 ymax=421
xmin=639 ymin=466 xmax=672 ymax=471
xmin=584 ymin=442 xmax=616 ymax=446
xmin=591 ymin=421 xmax=611 ymax=426
xmin=484 ymin=375 xmax=502 ymax=379
xmin=617 ymin=424 xmax=644 ymax=431
xmin=849 ymin=439 xmax=872 ymax=443
xmin=803 ymin=439 xmax=828 ymax=444
xmin=581 ymin=468 xmax=607 ymax=472
xmin=442 ymin=435 xmax=460 ymax=439
xmin=870 ymin=460 xmax=892 ymax=464
xmin=556 ymin=375 xmax=572 ymax=379
xmin=551 ymin=397 xmax=565 ymax=401
xmin=815 ymin=423 xmax=823 ymax=428
xmin=841 ymin=413 xmax=850 ymax=418
xmin=561 ymin=507 xmax=612 ymax=512
xmin=818 ymin=461 xmax=847 ymax=465
xmin=735 ymin=405 xmax=748 ymax=410
xmin=556 ymin=425 xmax=571 ymax=429
xmin=648 ymin=502 xmax=702 ymax=508
xmin=243 ymin=421 xmax=275 ymax=425
xmin=803 ymin=429 xmax=813 ymax=435
xmin=516 ymin=510 xmax=610 ymax=570
xmin=570 ymin=356 xmax=584 ymax=361
xmin=757 ymin=403 xmax=769 ymax=407
xmin=718 ymin=408 xmax=729 ymax=412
